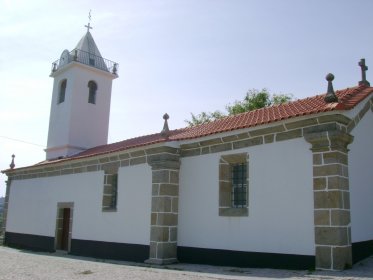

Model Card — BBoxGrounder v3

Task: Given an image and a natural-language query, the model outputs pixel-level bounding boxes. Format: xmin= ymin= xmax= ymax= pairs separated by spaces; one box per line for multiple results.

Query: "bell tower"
xmin=46 ymin=23 xmax=118 ymax=160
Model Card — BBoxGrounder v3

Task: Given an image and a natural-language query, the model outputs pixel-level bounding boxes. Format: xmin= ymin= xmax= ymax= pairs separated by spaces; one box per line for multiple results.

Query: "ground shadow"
xmin=14 ymin=247 xmax=373 ymax=279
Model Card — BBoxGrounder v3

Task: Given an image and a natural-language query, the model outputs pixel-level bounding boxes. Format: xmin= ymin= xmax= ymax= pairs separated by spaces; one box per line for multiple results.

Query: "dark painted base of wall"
xmin=70 ymin=239 xmax=149 ymax=262
xmin=352 ymin=240 xmax=373 ymax=264
xmin=8 ymin=231 xmax=371 ymax=270
xmin=178 ymin=246 xmax=315 ymax=270
xmin=4 ymin=232 xmax=149 ymax=262
xmin=4 ymin=231 xmax=55 ymax=252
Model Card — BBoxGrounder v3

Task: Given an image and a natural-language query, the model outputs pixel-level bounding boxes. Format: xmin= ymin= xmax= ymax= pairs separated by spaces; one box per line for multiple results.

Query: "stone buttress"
xmin=146 ymin=147 xmax=180 ymax=264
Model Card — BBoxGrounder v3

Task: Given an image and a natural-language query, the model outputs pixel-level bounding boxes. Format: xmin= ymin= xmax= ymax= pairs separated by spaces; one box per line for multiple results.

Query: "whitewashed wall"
xmin=349 ymin=110 xmax=373 ymax=242
xmin=178 ymin=138 xmax=315 ymax=255
xmin=6 ymin=164 xmax=152 ymax=245
xmin=47 ymin=64 xmax=115 ymax=159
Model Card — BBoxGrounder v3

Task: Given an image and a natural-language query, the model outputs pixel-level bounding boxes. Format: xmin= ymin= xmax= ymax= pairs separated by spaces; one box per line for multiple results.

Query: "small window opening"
xmin=58 ymin=80 xmax=67 ymax=104
xmin=88 ymin=81 xmax=97 ymax=104
xmin=102 ymin=172 xmax=118 ymax=211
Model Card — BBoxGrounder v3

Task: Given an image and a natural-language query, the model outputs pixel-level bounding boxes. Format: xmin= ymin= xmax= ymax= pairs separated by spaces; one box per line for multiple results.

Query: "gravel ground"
xmin=0 ymin=246 xmax=372 ymax=280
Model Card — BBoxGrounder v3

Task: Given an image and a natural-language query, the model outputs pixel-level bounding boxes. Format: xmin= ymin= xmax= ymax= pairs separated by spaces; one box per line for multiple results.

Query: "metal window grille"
xmin=110 ymin=174 xmax=118 ymax=209
xmin=231 ymin=163 xmax=247 ymax=208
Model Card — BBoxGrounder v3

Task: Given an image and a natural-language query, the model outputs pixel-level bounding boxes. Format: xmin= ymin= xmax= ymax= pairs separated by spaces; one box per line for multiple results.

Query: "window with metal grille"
xmin=102 ymin=171 xmax=118 ymax=211
xmin=110 ymin=174 xmax=118 ymax=209
xmin=231 ymin=163 xmax=247 ymax=208
xmin=219 ymin=153 xmax=248 ymax=216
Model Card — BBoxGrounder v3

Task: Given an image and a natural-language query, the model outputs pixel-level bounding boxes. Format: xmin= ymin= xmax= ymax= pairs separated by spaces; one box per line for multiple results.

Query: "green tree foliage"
xmin=271 ymin=93 xmax=293 ymax=105
xmin=185 ymin=110 xmax=225 ymax=127
xmin=186 ymin=89 xmax=293 ymax=127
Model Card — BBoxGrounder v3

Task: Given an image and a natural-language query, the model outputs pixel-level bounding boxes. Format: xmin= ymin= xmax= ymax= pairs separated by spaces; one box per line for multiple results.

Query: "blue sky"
xmin=1 ymin=0 xmax=373 ymax=195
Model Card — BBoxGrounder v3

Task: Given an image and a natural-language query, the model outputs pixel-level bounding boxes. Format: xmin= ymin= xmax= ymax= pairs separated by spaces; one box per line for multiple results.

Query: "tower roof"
xmin=75 ymin=31 xmax=104 ymax=59
xmin=50 ymin=30 xmax=118 ymax=75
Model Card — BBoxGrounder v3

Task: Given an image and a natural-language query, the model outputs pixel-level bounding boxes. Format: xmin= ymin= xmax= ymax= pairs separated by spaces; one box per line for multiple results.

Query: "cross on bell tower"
xmin=85 ymin=22 xmax=92 ymax=33
xmin=84 ymin=10 xmax=93 ymax=33
xmin=358 ymin=58 xmax=370 ymax=86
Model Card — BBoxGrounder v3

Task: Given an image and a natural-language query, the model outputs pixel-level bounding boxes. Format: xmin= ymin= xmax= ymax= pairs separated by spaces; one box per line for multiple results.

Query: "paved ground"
xmin=0 ymin=246 xmax=372 ymax=280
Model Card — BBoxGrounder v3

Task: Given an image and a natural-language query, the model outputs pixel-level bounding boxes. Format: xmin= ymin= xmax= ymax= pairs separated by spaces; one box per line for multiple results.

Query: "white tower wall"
xmin=46 ymin=32 xmax=117 ymax=160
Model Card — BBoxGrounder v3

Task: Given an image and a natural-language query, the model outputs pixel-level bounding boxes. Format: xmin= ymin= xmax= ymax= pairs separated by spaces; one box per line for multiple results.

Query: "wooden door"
xmin=60 ymin=208 xmax=70 ymax=251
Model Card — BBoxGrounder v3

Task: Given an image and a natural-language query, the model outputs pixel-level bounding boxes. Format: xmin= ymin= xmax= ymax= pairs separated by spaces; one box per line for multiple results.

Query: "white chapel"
xmin=2 ymin=24 xmax=373 ymax=271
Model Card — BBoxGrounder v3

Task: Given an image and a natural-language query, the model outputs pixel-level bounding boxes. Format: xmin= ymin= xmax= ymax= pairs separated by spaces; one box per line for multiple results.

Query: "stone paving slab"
xmin=0 ymin=246 xmax=372 ymax=280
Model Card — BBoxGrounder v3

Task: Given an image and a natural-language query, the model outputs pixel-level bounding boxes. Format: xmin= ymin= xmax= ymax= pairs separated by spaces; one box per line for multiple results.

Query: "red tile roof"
xmin=5 ymin=84 xmax=373 ymax=169
xmin=170 ymin=85 xmax=372 ymax=140
xmin=75 ymin=129 xmax=187 ymax=158
xmin=62 ymin=84 xmax=373 ymax=161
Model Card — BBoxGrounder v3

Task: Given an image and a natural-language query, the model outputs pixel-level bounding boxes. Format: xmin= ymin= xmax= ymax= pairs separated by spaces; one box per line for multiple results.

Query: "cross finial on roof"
xmin=358 ymin=58 xmax=370 ymax=86
xmin=84 ymin=10 xmax=93 ymax=33
xmin=161 ymin=113 xmax=170 ymax=138
xmin=324 ymin=73 xmax=338 ymax=103
xmin=9 ymin=154 xmax=15 ymax=170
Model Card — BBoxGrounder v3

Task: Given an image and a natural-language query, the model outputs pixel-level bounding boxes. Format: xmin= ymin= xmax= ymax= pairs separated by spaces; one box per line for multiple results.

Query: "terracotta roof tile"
xmin=5 ymin=84 xmax=372 ymax=169
xmin=70 ymin=128 xmax=187 ymax=159
xmin=168 ymin=85 xmax=371 ymax=141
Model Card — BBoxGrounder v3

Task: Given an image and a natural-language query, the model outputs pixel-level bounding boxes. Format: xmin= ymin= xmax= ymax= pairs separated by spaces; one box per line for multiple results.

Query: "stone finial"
xmin=324 ymin=73 xmax=338 ymax=103
xmin=161 ymin=113 xmax=170 ymax=138
xmin=9 ymin=154 xmax=15 ymax=169
xmin=358 ymin=58 xmax=370 ymax=86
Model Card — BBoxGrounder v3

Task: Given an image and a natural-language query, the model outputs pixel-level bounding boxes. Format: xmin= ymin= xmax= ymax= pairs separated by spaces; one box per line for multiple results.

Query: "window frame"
xmin=102 ymin=170 xmax=118 ymax=211
xmin=219 ymin=153 xmax=249 ymax=217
